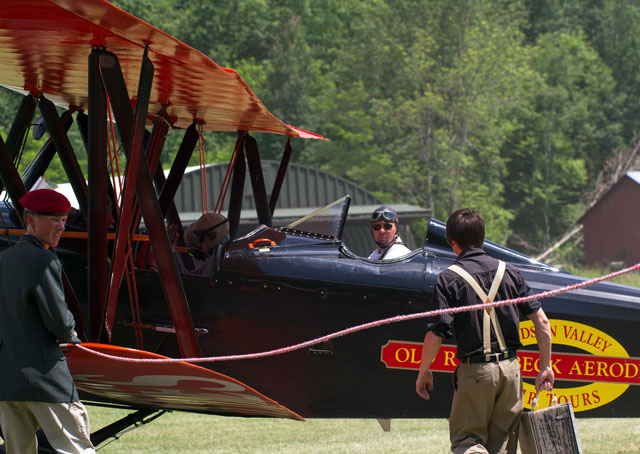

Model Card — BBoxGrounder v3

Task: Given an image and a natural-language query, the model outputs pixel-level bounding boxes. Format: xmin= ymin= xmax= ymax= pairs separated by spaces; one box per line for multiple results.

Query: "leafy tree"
xmin=523 ymin=0 xmax=586 ymax=42
xmin=109 ymin=0 xmax=184 ymax=38
xmin=524 ymin=0 xmax=639 ymax=144
xmin=305 ymin=0 xmax=531 ymax=240
xmin=503 ymin=32 xmax=622 ymax=253
xmin=583 ymin=0 xmax=640 ymax=142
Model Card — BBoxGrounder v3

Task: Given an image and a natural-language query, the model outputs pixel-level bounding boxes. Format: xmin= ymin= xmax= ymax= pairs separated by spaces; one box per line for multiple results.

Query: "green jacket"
xmin=0 ymin=235 xmax=79 ymax=402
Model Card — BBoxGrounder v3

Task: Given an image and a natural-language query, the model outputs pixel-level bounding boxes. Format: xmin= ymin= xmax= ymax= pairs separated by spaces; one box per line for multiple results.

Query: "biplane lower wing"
xmin=63 ymin=343 xmax=303 ymax=421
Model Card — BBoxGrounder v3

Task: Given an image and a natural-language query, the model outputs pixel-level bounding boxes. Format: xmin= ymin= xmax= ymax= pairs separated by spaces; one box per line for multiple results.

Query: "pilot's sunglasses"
xmin=373 ymin=222 xmax=394 ymax=231
xmin=372 ymin=210 xmax=396 ymax=223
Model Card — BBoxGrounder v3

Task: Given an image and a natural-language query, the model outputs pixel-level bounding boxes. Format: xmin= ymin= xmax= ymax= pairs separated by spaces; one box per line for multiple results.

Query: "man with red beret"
xmin=0 ymin=189 xmax=95 ymax=453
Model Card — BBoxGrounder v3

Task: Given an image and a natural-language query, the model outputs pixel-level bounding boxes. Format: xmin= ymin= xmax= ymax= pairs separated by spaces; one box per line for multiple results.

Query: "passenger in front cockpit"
xmin=181 ymin=212 xmax=230 ymax=275
xmin=368 ymin=205 xmax=411 ymax=260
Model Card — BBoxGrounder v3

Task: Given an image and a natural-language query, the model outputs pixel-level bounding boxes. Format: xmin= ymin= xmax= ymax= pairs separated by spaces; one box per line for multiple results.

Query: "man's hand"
xmin=535 ymin=365 xmax=554 ymax=393
xmin=527 ymin=309 xmax=554 ymax=394
xmin=415 ymin=331 xmax=442 ymax=401
xmin=416 ymin=369 xmax=434 ymax=400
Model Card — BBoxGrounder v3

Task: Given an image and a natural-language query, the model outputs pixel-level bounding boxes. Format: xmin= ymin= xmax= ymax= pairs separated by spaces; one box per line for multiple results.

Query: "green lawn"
xmin=564 ymin=265 xmax=640 ymax=288
xmin=88 ymin=406 xmax=639 ymax=454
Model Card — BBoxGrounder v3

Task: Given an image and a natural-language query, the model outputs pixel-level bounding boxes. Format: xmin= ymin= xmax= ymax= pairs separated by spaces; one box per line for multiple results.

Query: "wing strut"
xmin=98 ymin=47 xmax=201 ymax=358
xmin=90 ymin=408 xmax=165 ymax=448
xmin=76 ymin=110 xmax=120 ymax=228
xmin=244 ymin=135 xmax=272 ymax=226
xmin=0 ymin=134 xmax=27 ymax=221
xmin=38 ymin=97 xmax=89 ymax=214
xmin=158 ymin=122 xmax=200 ymax=270
xmin=269 ymin=137 xmax=293 ymax=215
xmin=23 ymin=111 xmax=74 ymax=193
xmin=128 ymin=109 xmax=170 ymax=234
xmin=227 ymin=133 xmax=247 ymax=240
xmin=127 ymin=110 xmax=170 ymax=236
xmin=159 ymin=123 xmax=199 ymax=217
xmin=0 ymin=94 xmax=36 ymax=196
xmin=87 ymin=47 xmax=109 ymax=342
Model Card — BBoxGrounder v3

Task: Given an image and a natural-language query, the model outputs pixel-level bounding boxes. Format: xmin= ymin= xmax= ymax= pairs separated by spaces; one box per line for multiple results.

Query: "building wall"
xmin=582 ymin=176 xmax=640 ymax=266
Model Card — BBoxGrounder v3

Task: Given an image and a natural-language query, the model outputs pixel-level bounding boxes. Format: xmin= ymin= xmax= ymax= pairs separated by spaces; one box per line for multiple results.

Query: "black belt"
xmin=463 ymin=350 xmax=517 ymax=364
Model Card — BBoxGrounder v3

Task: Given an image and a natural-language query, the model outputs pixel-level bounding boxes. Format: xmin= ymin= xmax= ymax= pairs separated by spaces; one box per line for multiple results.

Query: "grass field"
xmin=564 ymin=265 xmax=640 ymax=288
xmin=88 ymin=406 xmax=639 ymax=454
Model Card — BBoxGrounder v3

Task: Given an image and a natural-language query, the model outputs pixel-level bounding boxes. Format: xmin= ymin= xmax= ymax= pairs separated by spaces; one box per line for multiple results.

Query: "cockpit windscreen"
xmin=280 ymin=196 xmax=351 ymax=240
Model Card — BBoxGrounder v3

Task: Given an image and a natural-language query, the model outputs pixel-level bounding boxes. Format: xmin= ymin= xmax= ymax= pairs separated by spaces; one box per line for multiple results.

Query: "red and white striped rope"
xmin=74 ymin=262 xmax=640 ymax=364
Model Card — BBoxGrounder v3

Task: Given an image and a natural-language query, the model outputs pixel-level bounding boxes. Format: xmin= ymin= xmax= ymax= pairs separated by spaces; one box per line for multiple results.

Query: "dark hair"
xmin=445 ymin=208 xmax=484 ymax=251
xmin=23 ymin=210 xmax=32 ymax=226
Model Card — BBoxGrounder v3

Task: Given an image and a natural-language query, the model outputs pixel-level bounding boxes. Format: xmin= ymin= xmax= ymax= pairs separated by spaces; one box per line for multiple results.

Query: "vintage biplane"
xmin=1 ymin=0 xmax=640 ymax=450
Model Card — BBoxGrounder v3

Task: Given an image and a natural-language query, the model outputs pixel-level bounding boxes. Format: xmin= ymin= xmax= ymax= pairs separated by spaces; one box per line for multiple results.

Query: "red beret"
xmin=19 ymin=189 xmax=71 ymax=216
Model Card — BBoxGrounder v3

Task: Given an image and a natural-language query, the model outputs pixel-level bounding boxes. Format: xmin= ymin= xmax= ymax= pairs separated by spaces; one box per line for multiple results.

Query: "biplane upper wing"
xmin=0 ymin=0 xmax=326 ymax=139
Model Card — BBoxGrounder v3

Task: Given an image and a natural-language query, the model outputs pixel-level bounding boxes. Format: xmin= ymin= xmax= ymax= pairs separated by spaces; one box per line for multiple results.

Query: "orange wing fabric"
xmin=64 ymin=343 xmax=304 ymax=420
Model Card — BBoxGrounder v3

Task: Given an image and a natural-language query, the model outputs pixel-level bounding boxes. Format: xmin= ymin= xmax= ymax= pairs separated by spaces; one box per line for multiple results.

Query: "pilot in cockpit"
xmin=181 ymin=212 xmax=230 ymax=275
xmin=368 ymin=205 xmax=411 ymax=260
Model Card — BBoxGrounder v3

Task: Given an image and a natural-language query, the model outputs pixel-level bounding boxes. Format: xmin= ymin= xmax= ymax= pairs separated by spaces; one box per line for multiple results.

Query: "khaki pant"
xmin=0 ymin=401 xmax=95 ymax=454
xmin=449 ymin=357 xmax=523 ymax=454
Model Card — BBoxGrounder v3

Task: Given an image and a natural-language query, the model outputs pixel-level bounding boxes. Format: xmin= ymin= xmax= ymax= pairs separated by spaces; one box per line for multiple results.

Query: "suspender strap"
xmin=448 ymin=261 xmax=507 ymax=355
xmin=484 ymin=261 xmax=507 ymax=353
xmin=487 ymin=260 xmax=505 ymax=304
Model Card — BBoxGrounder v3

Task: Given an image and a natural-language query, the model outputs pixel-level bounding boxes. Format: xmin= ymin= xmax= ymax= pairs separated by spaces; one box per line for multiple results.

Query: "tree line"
xmin=1 ymin=0 xmax=638 ymax=264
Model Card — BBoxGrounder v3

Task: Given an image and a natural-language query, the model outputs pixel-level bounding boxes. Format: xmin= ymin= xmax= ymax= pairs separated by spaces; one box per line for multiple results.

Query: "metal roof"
xmin=180 ymin=204 xmax=430 ymax=225
xmin=175 ymin=161 xmax=429 ymax=221
xmin=177 ymin=161 xmax=381 ymax=214
xmin=627 ymin=171 xmax=640 ymax=185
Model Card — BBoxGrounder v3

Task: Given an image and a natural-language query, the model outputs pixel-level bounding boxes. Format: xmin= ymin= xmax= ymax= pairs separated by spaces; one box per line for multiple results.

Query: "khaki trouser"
xmin=0 ymin=401 xmax=95 ymax=454
xmin=449 ymin=357 xmax=523 ymax=454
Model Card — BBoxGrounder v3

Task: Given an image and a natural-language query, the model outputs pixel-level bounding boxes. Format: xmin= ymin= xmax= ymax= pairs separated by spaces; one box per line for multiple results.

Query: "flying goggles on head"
xmin=371 ymin=210 xmax=397 ymax=223
xmin=193 ymin=218 xmax=229 ymax=244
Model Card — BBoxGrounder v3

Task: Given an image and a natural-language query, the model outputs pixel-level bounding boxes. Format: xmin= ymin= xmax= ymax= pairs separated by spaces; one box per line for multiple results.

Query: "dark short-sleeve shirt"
xmin=425 ymin=248 xmax=540 ymax=358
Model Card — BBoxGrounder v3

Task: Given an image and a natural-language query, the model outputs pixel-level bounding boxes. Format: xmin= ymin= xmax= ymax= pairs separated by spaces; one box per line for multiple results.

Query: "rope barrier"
xmin=73 ymin=262 xmax=640 ymax=364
